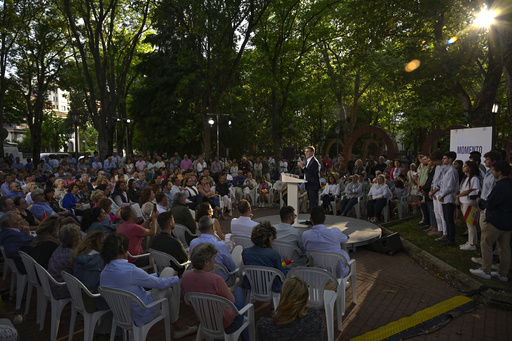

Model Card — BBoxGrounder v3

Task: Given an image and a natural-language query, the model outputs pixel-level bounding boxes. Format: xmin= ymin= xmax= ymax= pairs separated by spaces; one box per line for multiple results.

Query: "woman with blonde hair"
xmin=257 ymin=277 xmax=323 ymax=340
xmin=54 ymin=178 xmax=66 ymax=200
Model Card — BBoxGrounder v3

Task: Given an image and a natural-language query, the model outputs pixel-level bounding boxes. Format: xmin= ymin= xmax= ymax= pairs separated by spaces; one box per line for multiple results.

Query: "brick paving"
xmin=8 ymin=206 xmax=512 ymax=340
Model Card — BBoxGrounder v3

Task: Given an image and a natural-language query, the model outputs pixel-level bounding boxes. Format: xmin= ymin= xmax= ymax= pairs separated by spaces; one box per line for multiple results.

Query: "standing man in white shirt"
xmin=437 ymin=151 xmax=459 ymax=246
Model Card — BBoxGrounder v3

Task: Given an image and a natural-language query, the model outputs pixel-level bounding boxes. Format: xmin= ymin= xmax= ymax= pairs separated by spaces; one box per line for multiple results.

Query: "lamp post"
xmin=82 ymin=139 xmax=86 ymax=156
xmin=492 ymin=101 xmax=500 ymax=149
xmin=70 ymin=111 xmax=79 ymax=160
xmin=206 ymin=113 xmax=229 ymax=157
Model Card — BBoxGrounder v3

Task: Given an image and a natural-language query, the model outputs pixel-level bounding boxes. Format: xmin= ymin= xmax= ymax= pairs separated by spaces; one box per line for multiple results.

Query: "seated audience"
xmin=13 ymin=197 xmax=40 ymax=228
xmin=273 ymin=206 xmax=307 ymax=266
xmin=338 ymin=175 xmax=362 ymax=216
xmin=367 ymin=174 xmax=392 ymax=223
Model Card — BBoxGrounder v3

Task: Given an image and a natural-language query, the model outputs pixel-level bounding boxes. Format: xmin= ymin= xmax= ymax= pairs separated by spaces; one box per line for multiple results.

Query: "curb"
xmin=378 ymin=218 xmax=512 ymax=310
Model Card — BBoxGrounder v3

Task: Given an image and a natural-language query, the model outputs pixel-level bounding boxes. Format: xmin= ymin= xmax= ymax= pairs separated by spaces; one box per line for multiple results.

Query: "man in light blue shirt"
xmin=302 ymin=206 xmax=350 ymax=278
xmin=189 ymin=216 xmax=236 ymax=280
xmin=429 ymin=151 xmax=446 ymax=238
xmin=437 ymin=151 xmax=459 ymax=245
xmin=274 ymin=206 xmax=307 ymax=265
xmin=100 ymin=233 xmax=196 ymax=337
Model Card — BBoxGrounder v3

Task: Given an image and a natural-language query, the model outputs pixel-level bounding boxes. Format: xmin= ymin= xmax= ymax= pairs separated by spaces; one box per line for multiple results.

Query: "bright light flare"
xmin=474 ymin=7 xmax=497 ymax=27
xmin=447 ymin=36 xmax=458 ymax=45
xmin=405 ymin=59 xmax=421 ymax=72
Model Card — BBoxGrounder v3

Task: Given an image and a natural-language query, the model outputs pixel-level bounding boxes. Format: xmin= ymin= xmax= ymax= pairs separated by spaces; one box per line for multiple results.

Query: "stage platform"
xmin=254 ymin=214 xmax=382 ymax=251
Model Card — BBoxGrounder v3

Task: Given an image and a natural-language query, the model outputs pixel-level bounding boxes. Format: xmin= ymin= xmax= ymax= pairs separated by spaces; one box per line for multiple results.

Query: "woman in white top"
xmin=321 ymin=174 xmax=340 ymax=213
xmin=456 ymin=161 xmax=481 ymax=251
xmin=367 ymin=174 xmax=392 ymax=223
xmin=242 ymin=172 xmax=257 ymax=202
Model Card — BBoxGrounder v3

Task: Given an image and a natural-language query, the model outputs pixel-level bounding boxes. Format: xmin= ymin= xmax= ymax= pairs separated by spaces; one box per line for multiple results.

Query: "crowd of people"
xmin=0 ymin=146 xmax=509 ymax=339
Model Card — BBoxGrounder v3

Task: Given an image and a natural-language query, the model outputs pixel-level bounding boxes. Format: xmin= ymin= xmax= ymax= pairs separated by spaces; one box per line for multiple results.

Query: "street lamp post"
xmin=206 ymin=113 xmax=230 ymax=157
xmin=70 ymin=111 xmax=79 ymax=160
xmin=492 ymin=101 xmax=500 ymax=149
xmin=82 ymin=140 xmax=86 ymax=156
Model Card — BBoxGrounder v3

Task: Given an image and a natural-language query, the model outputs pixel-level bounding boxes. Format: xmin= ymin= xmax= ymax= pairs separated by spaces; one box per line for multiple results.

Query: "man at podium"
xmin=297 ymin=146 xmax=321 ymax=210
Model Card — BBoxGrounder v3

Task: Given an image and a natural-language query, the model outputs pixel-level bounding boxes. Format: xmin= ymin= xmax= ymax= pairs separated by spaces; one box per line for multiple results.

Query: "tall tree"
xmin=0 ymin=0 xmax=30 ymax=157
xmin=14 ymin=0 xmax=69 ymax=165
xmin=61 ymin=0 xmax=152 ymax=160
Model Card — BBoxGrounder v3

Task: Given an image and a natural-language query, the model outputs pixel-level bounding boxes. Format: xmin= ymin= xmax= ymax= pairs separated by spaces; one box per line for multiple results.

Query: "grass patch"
xmin=385 ymin=216 xmax=512 ymax=291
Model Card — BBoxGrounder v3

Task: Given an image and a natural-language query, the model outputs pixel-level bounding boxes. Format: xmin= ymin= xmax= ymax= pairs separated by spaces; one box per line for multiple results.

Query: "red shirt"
xmin=117 ymin=221 xmax=146 ymax=263
xmin=180 ymin=271 xmax=235 ymax=328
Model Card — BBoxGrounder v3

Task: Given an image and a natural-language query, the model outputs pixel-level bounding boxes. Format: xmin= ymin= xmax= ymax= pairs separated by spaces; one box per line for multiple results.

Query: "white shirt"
xmin=230 ymin=216 xmax=259 ymax=237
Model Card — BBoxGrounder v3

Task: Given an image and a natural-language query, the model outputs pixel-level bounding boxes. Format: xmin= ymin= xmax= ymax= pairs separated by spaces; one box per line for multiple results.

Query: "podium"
xmin=281 ymin=173 xmax=307 ymax=214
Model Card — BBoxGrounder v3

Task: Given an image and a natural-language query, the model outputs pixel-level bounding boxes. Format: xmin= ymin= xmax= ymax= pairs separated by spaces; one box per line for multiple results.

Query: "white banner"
xmin=450 ymin=126 xmax=492 ymax=162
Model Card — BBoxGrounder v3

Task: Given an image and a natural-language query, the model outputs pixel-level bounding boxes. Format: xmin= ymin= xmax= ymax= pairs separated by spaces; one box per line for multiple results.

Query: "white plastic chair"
xmin=288 ymin=267 xmax=341 ymax=341
xmin=212 ymin=262 xmax=240 ymax=288
xmin=172 ymin=223 xmax=198 ymax=249
xmin=19 ymin=251 xmax=44 ymax=324
xmin=99 ymin=286 xmax=171 ymax=341
xmin=1 ymin=246 xmax=12 ymax=281
xmin=148 ymin=248 xmax=190 ymax=275
xmin=340 ymin=195 xmax=364 ymax=219
xmin=127 ymin=251 xmax=154 ymax=272
xmin=397 ymin=196 xmax=409 ymax=219
xmin=33 ymin=261 xmax=71 ymax=341
xmin=271 ymin=240 xmax=306 ymax=265
xmin=62 ymin=272 xmax=111 ymax=341
xmin=306 ymin=251 xmax=357 ymax=320
xmin=0 ymin=246 xmax=27 ymax=312
xmin=231 ymin=235 xmax=253 ymax=249
xmin=239 ymin=265 xmax=285 ymax=310
xmin=231 ymin=245 xmax=244 ymax=268
xmin=382 ymin=200 xmax=390 ymax=222
xmin=184 ymin=292 xmax=255 ymax=341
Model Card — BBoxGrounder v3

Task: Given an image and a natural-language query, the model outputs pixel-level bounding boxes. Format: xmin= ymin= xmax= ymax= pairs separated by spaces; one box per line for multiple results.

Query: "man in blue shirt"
xmin=0 ymin=211 xmax=34 ymax=274
xmin=303 ymin=206 xmax=350 ymax=278
xmin=100 ymin=233 xmax=197 ymax=338
xmin=189 ymin=216 xmax=236 ymax=280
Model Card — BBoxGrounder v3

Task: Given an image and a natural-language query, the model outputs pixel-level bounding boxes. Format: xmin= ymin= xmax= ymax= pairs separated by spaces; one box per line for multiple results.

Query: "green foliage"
xmin=20 ymin=111 xmax=71 ymax=151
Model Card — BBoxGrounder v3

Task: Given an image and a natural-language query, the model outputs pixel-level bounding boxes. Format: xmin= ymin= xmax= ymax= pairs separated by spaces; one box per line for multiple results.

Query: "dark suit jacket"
xmin=302 ymin=157 xmax=321 ymax=190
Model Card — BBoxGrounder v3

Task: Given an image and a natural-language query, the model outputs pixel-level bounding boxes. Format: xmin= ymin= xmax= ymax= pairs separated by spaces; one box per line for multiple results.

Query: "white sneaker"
xmin=459 ymin=242 xmax=469 ymax=248
xmin=471 ymin=257 xmax=482 ymax=264
xmin=460 ymin=244 xmax=476 ymax=251
xmin=490 ymin=271 xmax=508 ymax=282
xmin=469 ymin=268 xmax=491 ymax=279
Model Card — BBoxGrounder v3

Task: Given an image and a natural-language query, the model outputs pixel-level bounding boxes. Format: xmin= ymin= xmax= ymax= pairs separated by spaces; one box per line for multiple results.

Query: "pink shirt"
xmin=180 ymin=271 xmax=235 ymax=328
xmin=180 ymin=159 xmax=193 ymax=170
xmin=135 ymin=160 xmax=147 ymax=171
xmin=117 ymin=221 xmax=146 ymax=263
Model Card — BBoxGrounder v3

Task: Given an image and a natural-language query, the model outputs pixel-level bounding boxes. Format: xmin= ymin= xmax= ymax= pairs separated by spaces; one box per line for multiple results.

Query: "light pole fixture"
xmin=70 ymin=111 xmax=79 ymax=160
xmin=206 ymin=113 xmax=230 ymax=157
xmin=491 ymin=101 xmax=500 ymax=149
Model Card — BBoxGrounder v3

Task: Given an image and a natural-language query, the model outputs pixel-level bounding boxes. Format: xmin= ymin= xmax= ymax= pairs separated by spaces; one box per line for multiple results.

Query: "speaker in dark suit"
xmin=298 ymin=146 xmax=321 ymax=209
